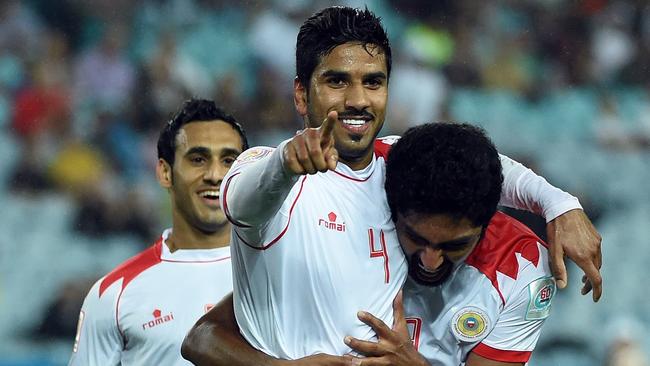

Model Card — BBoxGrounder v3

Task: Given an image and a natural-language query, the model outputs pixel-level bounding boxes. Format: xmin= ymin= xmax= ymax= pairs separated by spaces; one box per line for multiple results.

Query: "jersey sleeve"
xmin=498 ymin=154 xmax=582 ymax=222
xmin=472 ymin=242 xmax=556 ymax=363
xmin=221 ymin=142 xmax=300 ymax=246
xmin=68 ymin=278 xmax=123 ymax=366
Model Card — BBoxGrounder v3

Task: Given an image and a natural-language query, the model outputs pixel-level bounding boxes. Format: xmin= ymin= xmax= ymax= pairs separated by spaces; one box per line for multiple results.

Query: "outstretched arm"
xmin=222 ymin=112 xmax=339 ymax=235
xmin=181 ymin=293 xmax=351 ymax=366
xmin=498 ymin=155 xmax=602 ymax=301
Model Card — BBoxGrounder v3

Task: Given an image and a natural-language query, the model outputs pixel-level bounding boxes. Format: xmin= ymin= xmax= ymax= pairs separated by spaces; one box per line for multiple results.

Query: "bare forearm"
xmin=181 ymin=294 xmax=281 ymax=366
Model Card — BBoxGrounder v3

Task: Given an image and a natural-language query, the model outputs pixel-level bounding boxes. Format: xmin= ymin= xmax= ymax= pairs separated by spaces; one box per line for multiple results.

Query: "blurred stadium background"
xmin=1 ymin=0 xmax=649 ymax=365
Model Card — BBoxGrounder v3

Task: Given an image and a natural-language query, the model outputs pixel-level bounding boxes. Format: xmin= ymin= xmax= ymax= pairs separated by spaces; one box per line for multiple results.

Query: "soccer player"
xmin=181 ymin=6 xmax=600 ymax=363
xmin=68 ymin=98 xmax=248 ymax=365
xmin=342 ymin=122 xmax=558 ymax=365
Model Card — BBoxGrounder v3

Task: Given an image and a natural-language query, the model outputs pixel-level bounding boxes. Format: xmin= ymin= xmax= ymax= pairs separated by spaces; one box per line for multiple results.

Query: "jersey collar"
xmin=160 ymin=229 xmax=231 ymax=262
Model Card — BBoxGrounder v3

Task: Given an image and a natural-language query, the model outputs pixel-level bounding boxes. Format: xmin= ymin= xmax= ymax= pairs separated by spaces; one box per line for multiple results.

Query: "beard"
xmin=408 ymin=251 xmax=454 ymax=287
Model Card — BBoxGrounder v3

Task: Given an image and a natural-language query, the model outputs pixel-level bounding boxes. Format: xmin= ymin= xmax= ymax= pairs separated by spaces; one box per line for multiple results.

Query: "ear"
xmin=294 ymin=77 xmax=308 ymax=117
xmin=156 ymin=158 xmax=173 ymax=188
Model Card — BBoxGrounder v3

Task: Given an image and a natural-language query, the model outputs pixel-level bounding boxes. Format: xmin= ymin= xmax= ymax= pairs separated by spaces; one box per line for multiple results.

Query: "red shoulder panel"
xmin=374 ymin=136 xmax=399 ymax=160
xmin=465 ymin=212 xmax=545 ymax=302
xmin=99 ymin=239 xmax=163 ymax=297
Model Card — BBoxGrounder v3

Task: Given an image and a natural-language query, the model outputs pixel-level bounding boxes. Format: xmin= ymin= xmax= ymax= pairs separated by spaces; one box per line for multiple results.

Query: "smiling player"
xmin=69 ymin=98 xmax=247 ymax=365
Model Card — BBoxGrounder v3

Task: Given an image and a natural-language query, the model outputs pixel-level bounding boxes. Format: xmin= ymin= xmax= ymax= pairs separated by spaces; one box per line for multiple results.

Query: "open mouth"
xmin=409 ymin=252 xmax=453 ymax=287
xmin=198 ymin=190 xmax=220 ymax=208
xmin=339 ymin=113 xmax=373 ymax=135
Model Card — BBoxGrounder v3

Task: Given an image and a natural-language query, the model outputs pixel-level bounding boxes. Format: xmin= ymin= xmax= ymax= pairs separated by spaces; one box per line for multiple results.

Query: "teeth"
xmin=199 ymin=190 xmax=220 ymax=198
xmin=341 ymin=119 xmax=367 ymax=126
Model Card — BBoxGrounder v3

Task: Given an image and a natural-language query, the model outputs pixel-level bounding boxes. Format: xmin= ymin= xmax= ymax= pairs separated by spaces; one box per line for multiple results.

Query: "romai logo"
xmin=142 ymin=308 xmax=175 ymax=330
xmin=318 ymin=212 xmax=346 ymax=232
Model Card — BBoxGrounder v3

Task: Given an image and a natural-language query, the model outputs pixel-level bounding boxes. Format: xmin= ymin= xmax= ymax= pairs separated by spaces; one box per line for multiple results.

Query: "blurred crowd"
xmin=2 ymin=0 xmax=650 ymax=365
xmin=3 ymin=0 xmax=650 ymax=238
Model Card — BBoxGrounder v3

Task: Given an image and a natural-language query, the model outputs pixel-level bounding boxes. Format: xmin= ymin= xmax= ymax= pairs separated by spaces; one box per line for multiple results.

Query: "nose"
xmin=203 ymin=161 xmax=227 ymax=185
xmin=344 ymin=82 xmax=370 ymax=111
xmin=419 ymin=247 xmax=444 ymax=272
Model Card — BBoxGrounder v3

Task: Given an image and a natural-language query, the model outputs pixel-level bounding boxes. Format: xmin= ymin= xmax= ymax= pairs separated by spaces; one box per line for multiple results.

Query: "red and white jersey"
xmin=223 ymin=136 xmax=578 ymax=360
xmin=223 ymin=138 xmax=407 ymax=359
xmin=69 ymin=229 xmax=232 ymax=366
xmin=403 ymin=212 xmax=556 ymax=366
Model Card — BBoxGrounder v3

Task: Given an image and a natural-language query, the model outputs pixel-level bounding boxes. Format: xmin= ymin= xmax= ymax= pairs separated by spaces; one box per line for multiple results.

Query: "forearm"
xmin=223 ymin=141 xmax=299 ymax=227
xmin=498 ymin=154 xmax=581 ymax=222
xmin=181 ymin=295 xmax=281 ymax=366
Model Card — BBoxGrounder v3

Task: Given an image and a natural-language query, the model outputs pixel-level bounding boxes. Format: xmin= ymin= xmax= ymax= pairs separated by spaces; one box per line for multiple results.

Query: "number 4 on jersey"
xmin=368 ymin=228 xmax=390 ymax=283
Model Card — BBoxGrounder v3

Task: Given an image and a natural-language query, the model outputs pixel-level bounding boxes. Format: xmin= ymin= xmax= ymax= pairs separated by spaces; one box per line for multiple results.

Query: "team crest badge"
xmin=451 ymin=307 xmax=489 ymax=342
xmin=526 ymin=276 xmax=556 ymax=320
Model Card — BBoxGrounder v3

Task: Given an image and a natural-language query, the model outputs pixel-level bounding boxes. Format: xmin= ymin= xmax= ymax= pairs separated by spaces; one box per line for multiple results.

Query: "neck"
xmin=167 ymin=218 xmax=230 ymax=252
xmin=339 ymin=151 xmax=373 ymax=171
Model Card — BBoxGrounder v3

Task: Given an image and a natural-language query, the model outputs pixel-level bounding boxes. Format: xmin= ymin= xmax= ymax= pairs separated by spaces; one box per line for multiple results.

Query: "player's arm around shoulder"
xmin=182 ymin=293 xmax=351 ymax=366
xmin=68 ymin=277 xmax=123 ymax=366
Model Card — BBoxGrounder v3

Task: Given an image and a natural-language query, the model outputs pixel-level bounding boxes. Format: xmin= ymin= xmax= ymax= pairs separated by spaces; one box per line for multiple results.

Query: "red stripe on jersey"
xmin=222 ymin=172 xmax=252 ymax=228
xmin=472 ymin=342 xmax=532 ymax=362
xmin=373 ymin=137 xmax=395 ymax=159
xmin=99 ymin=240 xmax=163 ymax=298
xmin=332 ymin=169 xmax=372 ymax=182
xmin=465 ymin=212 xmax=545 ymax=305
xmin=332 ymin=137 xmax=395 ymax=181
xmin=237 ymin=176 xmax=308 ymax=251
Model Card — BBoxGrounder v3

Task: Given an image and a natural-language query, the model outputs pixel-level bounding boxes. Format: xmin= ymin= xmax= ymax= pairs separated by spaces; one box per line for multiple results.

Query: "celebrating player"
xmin=341 ymin=122 xmax=557 ymax=365
xmin=181 ymin=6 xmax=600 ymax=364
xmin=68 ymin=99 xmax=248 ymax=365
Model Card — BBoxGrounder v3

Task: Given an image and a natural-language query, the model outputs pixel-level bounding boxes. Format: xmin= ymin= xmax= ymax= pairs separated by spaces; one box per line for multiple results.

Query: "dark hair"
xmin=385 ymin=122 xmax=503 ymax=228
xmin=296 ymin=6 xmax=391 ymax=89
xmin=157 ymin=98 xmax=249 ymax=166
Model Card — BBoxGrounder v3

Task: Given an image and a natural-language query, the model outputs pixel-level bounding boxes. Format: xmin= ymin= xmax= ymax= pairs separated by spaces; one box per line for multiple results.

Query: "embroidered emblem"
xmin=235 ymin=147 xmax=272 ymax=164
xmin=451 ymin=307 xmax=489 ymax=342
xmin=526 ymin=276 xmax=556 ymax=320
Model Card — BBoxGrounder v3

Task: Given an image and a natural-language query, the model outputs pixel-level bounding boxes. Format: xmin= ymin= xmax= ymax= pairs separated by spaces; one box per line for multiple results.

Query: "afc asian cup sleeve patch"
xmin=234 ymin=147 xmax=273 ymax=167
xmin=450 ymin=306 xmax=490 ymax=342
xmin=525 ymin=276 xmax=556 ymax=320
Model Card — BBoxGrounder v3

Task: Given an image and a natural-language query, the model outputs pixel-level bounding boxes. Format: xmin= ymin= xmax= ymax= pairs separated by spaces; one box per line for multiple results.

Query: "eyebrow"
xmin=219 ymin=147 xmax=243 ymax=157
xmin=320 ymin=70 xmax=387 ymax=80
xmin=321 ymin=70 xmax=350 ymax=80
xmin=185 ymin=146 xmax=211 ymax=157
xmin=402 ymin=223 xmax=479 ymax=250
xmin=363 ymin=71 xmax=387 ymax=80
xmin=185 ymin=146 xmax=242 ymax=157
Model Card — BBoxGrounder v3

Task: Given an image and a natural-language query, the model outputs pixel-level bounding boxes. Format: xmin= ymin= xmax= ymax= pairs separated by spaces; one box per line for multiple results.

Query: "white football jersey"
xmin=69 ymin=230 xmax=233 ymax=366
xmin=223 ymin=139 xmax=408 ymax=359
xmin=403 ymin=212 xmax=556 ymax=366
xmin=223 ymin=137 xmax=579 ymax=360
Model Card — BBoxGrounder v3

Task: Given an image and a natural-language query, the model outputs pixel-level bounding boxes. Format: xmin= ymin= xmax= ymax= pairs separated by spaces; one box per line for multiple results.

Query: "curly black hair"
xmin=385 ymin=122 xmax=503 ymax=228
xmin=157 ymin=98 xmax=249 ymax=166
xmin=296 ymin=6 xmax=391 ymax=89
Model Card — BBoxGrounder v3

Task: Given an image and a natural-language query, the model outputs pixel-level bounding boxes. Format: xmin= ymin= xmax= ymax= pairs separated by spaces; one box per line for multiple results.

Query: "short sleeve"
xmin=473 ymin=247 xmax=556 ymax=363
xmin=68 ymin=278 xmax=123 ymax=366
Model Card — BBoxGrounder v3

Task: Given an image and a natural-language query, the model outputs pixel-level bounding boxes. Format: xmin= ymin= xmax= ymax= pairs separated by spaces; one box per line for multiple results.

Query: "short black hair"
xmin=385 ymin=122 xmax=503 ymax=228
xmin=157 ymin=98 xmax=249 ymax=166
xmin=296 ymin=6 xmax=391 ymax=89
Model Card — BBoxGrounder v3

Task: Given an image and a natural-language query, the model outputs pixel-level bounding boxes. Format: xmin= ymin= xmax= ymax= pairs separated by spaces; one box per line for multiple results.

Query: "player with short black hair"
xmin=69 ymin=98 xmax=246 ymax=365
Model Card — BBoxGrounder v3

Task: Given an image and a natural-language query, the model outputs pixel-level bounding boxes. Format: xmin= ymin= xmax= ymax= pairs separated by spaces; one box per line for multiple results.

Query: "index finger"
xmin=319 ymin=111 xmax=338 ymax=145
xmin=579 ymin=261 xmax=602 ymax=302
xmin=392 ymin=291 xmax=408 ymax=337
